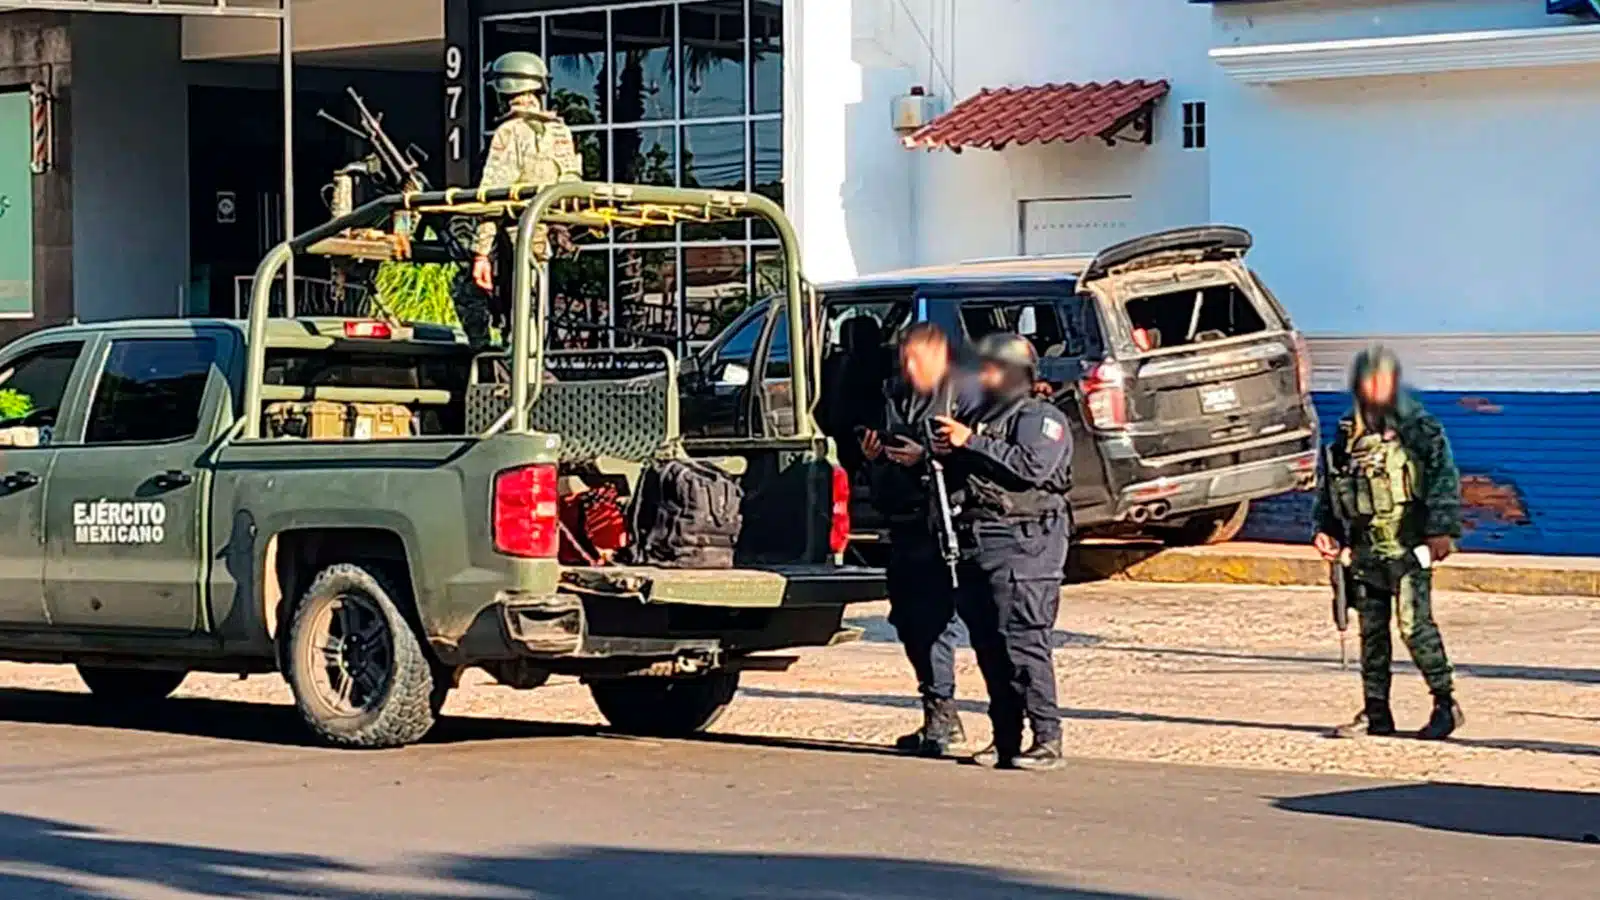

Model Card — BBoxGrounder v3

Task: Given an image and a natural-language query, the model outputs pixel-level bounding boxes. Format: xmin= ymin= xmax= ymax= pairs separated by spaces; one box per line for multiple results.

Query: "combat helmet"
xmin=1348 ymin=342 xmax=1402 ymax=395
xmin=486 ymin=51 xmax=549 ymax=97
xmin=975 ymin=332 xmax=1038 ymax=379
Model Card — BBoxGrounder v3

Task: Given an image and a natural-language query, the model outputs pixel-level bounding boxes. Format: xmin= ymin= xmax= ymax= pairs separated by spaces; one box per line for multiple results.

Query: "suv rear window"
xmin=1123 ymin=283 xmax=1273 ymax=351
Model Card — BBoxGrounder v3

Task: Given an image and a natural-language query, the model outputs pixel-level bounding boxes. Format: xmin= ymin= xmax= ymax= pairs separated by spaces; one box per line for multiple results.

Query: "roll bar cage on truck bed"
xmin=243 ymin=182 xmax=821 ymax=442
xmin=212 ymin=181 xmax=877 ymax=747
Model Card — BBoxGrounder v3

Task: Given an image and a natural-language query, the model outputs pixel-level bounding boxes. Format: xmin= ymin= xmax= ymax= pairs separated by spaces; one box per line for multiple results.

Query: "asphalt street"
xmin=0 ymin=691 xmax=1592 ymax=899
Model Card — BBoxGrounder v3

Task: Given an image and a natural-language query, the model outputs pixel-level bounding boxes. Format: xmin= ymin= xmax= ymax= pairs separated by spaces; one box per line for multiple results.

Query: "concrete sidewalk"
xmin=1075 ymin=541 xmax=1600 ymax=597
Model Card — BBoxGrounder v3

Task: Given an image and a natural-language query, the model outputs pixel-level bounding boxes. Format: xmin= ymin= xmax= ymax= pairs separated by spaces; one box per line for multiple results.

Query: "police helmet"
xmin=975 ymin=332 xmax=1038 ymax=378
xmin=487 ymin=52 xmax=549 ymax=97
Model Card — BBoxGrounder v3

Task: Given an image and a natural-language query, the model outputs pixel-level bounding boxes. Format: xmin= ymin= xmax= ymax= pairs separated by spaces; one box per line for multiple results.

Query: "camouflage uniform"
xmin=1315 ymin=347 xmax=1464 ymax=739
xmin=460 ymin=54 xmax=584 ymax=349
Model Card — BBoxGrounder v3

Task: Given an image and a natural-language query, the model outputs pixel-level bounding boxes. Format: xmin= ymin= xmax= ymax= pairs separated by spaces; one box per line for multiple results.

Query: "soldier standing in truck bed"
xmin=1315 ymin=344 xmax=1466 ymax=741
xmin=461 ymin=51 xmax=584 ymax=349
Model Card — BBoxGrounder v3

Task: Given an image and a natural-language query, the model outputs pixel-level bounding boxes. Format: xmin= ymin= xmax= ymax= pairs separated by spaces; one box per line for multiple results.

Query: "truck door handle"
xmin=153 ymin=470 xmax=193 ymax=489
xmin=3 ymin=471 xmax=38 ymax=489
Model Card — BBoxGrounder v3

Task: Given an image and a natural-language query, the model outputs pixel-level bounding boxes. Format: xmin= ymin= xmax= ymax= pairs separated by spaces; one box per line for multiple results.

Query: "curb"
xmin=1073 ymin=542 xmax=1600 ymax=597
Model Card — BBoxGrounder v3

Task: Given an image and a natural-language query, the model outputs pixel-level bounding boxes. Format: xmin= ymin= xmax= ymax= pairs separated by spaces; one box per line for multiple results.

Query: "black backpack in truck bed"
xmin=623 ymin=459 xmax=744 ymax=568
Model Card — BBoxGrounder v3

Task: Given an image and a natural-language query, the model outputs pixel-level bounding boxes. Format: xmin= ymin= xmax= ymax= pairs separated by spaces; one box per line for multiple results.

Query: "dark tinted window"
xmin=86 ymin=338 xmax=217 ymax=445
xmin=823 ymin=299 xmax=907 ymax=354
xmin=760 ymin=311 xmax=791 ymax=377
xmin=1060 ymin=296 xmax=1107 ymax=358
xmin=714 ymin=310 xmax=766 ymax=364
xmin=0 ymin=342 xmax=83 ymax=436
xmin=959 ymin=300 xmax=1067 ymax=357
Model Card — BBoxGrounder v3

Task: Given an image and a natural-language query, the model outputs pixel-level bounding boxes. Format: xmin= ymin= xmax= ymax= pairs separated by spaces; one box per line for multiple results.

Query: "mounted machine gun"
xmin=317 ymin=89 xmax=470 ymax=319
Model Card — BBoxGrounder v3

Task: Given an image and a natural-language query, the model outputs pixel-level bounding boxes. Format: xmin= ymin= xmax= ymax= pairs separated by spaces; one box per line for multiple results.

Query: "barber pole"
xmin=28 ymin=84 xmax=51 ymax=175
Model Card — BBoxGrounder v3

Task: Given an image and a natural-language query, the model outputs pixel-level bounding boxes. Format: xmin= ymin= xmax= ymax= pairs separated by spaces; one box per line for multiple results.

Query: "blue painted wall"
xmin=1242 ymin=390 xmax=1600 ymax=556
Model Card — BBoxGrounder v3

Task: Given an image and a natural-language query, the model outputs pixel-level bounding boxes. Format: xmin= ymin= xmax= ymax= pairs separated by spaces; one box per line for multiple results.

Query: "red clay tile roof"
xmin=903 ymin=80 xmax=1170 ymax=152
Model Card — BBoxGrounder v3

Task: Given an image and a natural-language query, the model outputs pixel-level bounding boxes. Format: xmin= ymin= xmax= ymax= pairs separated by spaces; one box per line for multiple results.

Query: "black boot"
xmin=1331 ymin=698 xmax=1396 ymax=738
xmin=895 ymin=698 xmax=966 ymax=757
xmin=1417 ymin=692 xmax=1464 ymax=740
xmin=924 ymin=698 xmax=966 ymax=757
xmin=1010 ymin=737 xmax=1064 ymax=772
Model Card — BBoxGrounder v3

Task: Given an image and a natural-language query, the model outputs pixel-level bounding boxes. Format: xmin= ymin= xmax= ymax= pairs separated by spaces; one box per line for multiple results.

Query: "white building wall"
xmin=1211 ymin=0 xmax=1561 ymax=47
xmin=793 ymin=0 xmax=1213 ymax=281
xmin=1207 ymin=0 xmax=1600 ymax=335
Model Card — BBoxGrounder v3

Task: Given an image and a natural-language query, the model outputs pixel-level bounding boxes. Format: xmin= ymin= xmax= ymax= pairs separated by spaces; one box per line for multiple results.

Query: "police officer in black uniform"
xmin=932 ymin=332 xmax=1072 ymax=771
xmin=859 ymin=322 xmax=983 ymax=757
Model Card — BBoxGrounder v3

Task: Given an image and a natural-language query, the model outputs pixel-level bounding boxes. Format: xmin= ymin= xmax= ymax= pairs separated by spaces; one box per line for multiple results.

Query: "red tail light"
xmin=344 ymin=320 xmax=393 ymax=340
xmin=1081 ymin=362 xmax=1128 ymax=430
xmin=1291 ymin=332 xmax=1313 ymax=396
xmin=829 ymin=464 xmax=851 ymax=555
xmin=493 ymin=464 xmax=559 ymax=558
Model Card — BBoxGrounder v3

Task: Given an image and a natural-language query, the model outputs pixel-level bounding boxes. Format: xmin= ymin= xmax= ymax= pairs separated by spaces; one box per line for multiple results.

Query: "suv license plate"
xmin=1201 ymin=385 xmax=1240 ymax=414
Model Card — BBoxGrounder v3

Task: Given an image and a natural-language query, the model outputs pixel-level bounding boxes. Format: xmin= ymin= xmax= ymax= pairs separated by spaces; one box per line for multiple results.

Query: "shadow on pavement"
xmin=1272 ymin=783 xmax=1600 ymax=844
xmin=1089 ymin=644 xmax=1600 ymax=686
xmin=0 ymin=688 xmax=598 ymax=750
xmin=0 ymin=688 xmax=909 ymax=762
xmin=692 ymin=730 xmax=908 ymax=759
xmin=845 ymin=613 xmax=1105 ymax=650
xmin=740 ymin=687 xmax=1328 ymax=736
xmin=740 ymin=688 xmax=1600 ymax=756
xmin=0 ymin=813 xmax=1154 ymax=899
xmin=1509 ymin=711 xmax=1600 ymax=724
xmin=1441 ymin=736 xmax=1600 ymax=758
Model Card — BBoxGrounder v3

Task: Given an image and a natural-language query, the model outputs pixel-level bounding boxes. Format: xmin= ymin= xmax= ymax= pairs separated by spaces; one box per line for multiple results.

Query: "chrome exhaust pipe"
xmin=1149 ymin=500 xmax=1172 ymax=521
xmin=1129 ymin=505 xmax=1151 ymax=523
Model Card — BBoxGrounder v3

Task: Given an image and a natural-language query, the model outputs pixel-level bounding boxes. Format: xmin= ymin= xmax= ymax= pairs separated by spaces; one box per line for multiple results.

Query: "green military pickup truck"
xmin=0 ymin=183 xmax=881 ymax=748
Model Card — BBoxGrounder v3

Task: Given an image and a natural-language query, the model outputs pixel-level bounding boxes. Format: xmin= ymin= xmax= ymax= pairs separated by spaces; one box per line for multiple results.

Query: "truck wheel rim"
xmin=307 ymin=593 xmax=393 ymax=715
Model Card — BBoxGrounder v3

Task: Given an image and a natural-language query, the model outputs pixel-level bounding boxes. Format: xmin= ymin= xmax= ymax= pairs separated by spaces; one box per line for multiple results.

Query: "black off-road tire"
xmin=76 ymin=666 xmax=187 ymax=703
xmin=589 ymin=672 xmax=741 ymax=738
xmin=285 ymin=564 xmax=436 ymax=749
xmin=1162 ymin=501 xmax=1250 ymax=547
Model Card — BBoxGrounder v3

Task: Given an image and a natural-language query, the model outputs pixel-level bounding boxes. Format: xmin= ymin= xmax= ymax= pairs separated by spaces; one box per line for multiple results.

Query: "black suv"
xmin=681 ymin=226 xmax=1319 ymax=545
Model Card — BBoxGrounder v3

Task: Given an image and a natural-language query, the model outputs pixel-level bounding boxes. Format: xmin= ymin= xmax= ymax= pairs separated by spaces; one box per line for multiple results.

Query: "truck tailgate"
xmin=1125 ymin=333 xmax=1312 ymax=461
xmin=561 ymin=564 xmax=886 ymax=608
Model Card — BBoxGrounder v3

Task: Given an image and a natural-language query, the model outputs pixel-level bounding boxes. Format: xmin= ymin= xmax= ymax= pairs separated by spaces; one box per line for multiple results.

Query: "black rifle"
xmin=922 ymin=418 xmax=961 ymax=588
xmin=318 ymin=88 xmax=431 ymax=194
xmin=1330 ymin=554 xmax=1351 ymax=669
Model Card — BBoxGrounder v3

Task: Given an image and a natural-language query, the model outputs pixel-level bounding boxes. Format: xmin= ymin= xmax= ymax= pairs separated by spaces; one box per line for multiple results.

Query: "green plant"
xmin=374 ymin=262 xmax=460 ymax=326
xmin=0 ymin=388 xmax=33 ymax=421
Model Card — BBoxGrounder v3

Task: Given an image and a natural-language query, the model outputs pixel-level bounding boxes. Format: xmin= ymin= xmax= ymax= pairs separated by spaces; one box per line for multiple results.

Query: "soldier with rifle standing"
xmin=1315 ymin=344 xmax=1466 ymax=740
xmin=465 ymin=52 xmax=584 ymax=348
xmin=857 ymin=323 xmax=982 ymax=757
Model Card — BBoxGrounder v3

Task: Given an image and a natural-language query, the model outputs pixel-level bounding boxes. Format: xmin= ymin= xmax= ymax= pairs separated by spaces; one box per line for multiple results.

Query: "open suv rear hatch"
xmin=1079 ymin=226 xmax=1316 ymax=473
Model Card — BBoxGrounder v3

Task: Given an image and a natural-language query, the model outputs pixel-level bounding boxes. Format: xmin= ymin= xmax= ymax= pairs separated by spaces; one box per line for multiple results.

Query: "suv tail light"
xmin=1291 ymin=331 xmax=1313 ymax=396
xmin=1081 ymin=362 xmax=1128 ymax=430
xmin=829 ymin=464 xmax=851 ymax=555
xmin=493 ymin=464 xmax=559 ymax=558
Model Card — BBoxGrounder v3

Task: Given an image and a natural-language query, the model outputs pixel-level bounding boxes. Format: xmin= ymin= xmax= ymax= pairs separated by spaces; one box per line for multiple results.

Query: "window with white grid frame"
xmin=478 ymin=1 xmax=784 ymax=354
xmin=1182 ymin=101 xmax=1206 ymax=151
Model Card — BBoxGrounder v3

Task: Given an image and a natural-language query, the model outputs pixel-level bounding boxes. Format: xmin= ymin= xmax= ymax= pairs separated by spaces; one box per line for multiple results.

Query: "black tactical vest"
xmin=956 ymin=396 xmax=1072 ymax=523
